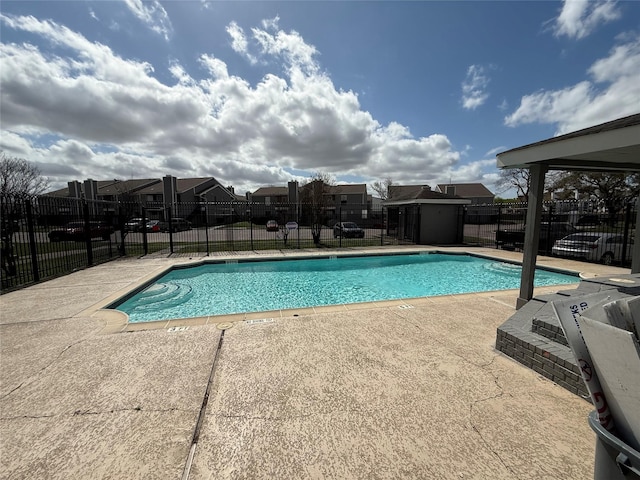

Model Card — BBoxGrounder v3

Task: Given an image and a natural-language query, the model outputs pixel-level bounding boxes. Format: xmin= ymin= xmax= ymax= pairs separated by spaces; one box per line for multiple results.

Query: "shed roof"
xmin=384 ymin=186 xmax=468 ymax=205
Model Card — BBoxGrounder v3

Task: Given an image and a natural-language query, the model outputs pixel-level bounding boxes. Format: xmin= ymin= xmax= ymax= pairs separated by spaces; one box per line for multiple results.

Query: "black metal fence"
xmin=2 ymin=196 xmax=636 ymax=292
xmin=1 ymin=196 xmax=398 ymax=292
xmin=1 ymin=197 xmax=121 ymax=292
xmin=116 ymin=200 xmax=395 ymax=257
xmin=463 ymin=201 xmax=637 ymax=266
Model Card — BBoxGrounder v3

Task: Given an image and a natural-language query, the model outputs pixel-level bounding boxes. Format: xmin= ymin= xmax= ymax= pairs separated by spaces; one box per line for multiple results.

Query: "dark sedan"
xmin=49 ymin=221 xmax=114 ymax=242
xmin=333 ymin=222 xmax=365 ymax=238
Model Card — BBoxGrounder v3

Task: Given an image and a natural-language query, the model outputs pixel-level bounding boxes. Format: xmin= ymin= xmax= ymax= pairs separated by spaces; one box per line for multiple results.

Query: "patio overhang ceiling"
xmin=496 ymin=113 xmax=640 ymax=172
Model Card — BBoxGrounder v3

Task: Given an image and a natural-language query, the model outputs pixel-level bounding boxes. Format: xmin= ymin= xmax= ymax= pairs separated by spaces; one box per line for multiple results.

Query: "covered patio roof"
xmin=497 ymin=113 xmax=640 ymax=172
xmin=496 ymin=113 xmax=640 ymax=308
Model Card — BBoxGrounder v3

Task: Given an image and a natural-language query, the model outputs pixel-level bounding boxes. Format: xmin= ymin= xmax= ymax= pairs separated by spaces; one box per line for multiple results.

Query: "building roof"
xmin=435 ymin=183 xmax=494 ymax=198
xmin=45 ymin=179 xmax=156 ymax=197
xmin=200 ymin=183 xmax=242 ymax=200
xmin=252 ymin=186 xmax=289 ymax=197
xmin=44 ymin=177 xmax=223 ymax=197
xmin=326 ymin=184 xmax=368 ymax=195
xmin=98 ymin=179 xmax=160 ymax=195
xmin=175 ymin=177 xmax=217 ymax=193
xmin=388 ymin=185 xmax=431 ymax=200
xmin=135 ymin=182 xmax=165 ymax=195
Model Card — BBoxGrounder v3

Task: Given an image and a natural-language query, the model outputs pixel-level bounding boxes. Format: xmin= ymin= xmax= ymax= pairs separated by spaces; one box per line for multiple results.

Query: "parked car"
xmin=551 ymin=232 xmax=634 ymax=265
xmin=496 ymin=222 xmax=576 ymax=252
xmin=333 ymin=222 xmax=365 ymax=238
xmin=48 ymin=221 xmax=114 ymax=242
xmin=266 ymin=220 xmax=279 ymax=232
xmin=158 ymin=218 xmax=191 ymax=232
xmin=145 ymin=220 xmax=161 ymax=232
xmin=124 ymin=217 xmax=145 ymax=232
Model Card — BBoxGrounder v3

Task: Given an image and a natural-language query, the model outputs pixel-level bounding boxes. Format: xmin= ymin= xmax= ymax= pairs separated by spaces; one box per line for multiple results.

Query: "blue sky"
xmin=1 ymin=1 xmax=639 ymax=197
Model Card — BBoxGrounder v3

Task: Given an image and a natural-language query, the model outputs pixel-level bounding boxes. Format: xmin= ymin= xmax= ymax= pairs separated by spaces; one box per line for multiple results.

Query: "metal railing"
xmin=1 ymin=197 xmax=398 ymax=292
xmin=1 ymin=196 xmax=120 ymax=291
xmin=117 ymin=201 xmax=395 ymax=256
xmin=3 ymin=195 xmax=635 ymax=292
xmin=463 ymin=201 xmax=636 ymax=266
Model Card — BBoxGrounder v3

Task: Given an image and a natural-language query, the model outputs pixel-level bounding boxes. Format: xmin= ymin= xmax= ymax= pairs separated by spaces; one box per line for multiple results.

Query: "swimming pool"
xmin=110 ymin=253 xmax=579 ymax=323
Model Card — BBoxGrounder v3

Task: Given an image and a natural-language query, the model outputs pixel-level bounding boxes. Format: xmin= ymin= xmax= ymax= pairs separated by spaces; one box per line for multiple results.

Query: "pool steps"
xmin=127 ymin=282 xmax=194 ymax=311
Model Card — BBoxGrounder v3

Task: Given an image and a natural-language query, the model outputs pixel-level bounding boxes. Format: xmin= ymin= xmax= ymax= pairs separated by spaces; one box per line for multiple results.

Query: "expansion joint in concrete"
xmin=181 ymin=329 xmax=226 ymax=480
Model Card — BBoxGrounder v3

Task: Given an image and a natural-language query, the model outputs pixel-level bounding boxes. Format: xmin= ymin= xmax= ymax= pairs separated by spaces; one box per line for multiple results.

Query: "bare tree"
xmin=0 ymin=153 xmax=49 ymax=201
xmin=300 ymin=172 xmax=333 ymax=245
xmin=494 ymin=168 xmax=531 ymax=199
xmin=1 ymin=153 xmax=49 ymax=277
xmin=371 ymin=178 xmax=393 ymax=200
xmin=495 ymin=168 xmax=563 ymax=200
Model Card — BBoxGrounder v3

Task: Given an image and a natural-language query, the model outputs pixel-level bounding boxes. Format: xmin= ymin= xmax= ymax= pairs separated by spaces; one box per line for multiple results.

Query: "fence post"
xmin=142 ymin=206 xmax=148 ymax=256
xmin=462 ymin=206 xmax=467 ymax=244
xmin=621 ymin=202 xmax=632 ymax=266
xmin=380 ymin=207 xmax=384 ymax=246
xmin=83 ymin=200 xmax=93 ymax=266
xmin=339 ymin=206 xmax=342 ymax=248
xmin=118 ymin=204 xmax=126 ymax=256
xmin=168 ymin=206 xmax=174 ymax=254
xmin=25 ymin=199 xmax=40 ymax=282
xmin=205 ymin=203 xmax=210 ymax=256
xmin=544 ymin=203 xmax=554 ymax=255
xmin=249 ymin=204 xmax=254 ymax=251
xmin=495 ymin=205 xmax=502 ymax=248
xmin=229 ymin=202 xmax=236 ymax=252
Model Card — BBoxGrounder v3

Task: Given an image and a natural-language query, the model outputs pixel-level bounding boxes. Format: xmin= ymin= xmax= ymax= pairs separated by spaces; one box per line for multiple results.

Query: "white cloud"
xmin=461 ymin=65 xmax=490 ymax=110
xmin=252 ymin=22 xmax=319 ymax=76
xmin=485 ymin=146 xmax=507 ymax=157
xmin=552 ymin=0 xmax=621 ymax=40
xmin=0 ymin=14 xmax=475 ymax=194
xmin=123 ymin=0 xmax=172 ymax=40
xmin=227 ymin=21 xmax=257 ymax=65
xmin=505 ymin=35 xmax=640 ymax=134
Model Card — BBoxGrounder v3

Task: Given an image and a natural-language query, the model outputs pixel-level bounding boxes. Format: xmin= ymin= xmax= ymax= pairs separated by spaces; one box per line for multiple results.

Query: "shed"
xmin=384 ymin=188 xmax=470 ymax=244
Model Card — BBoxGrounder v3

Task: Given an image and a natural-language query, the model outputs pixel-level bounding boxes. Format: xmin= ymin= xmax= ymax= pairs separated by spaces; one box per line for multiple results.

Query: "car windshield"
xmin=343 ymin=223 xmax=357 ymax=228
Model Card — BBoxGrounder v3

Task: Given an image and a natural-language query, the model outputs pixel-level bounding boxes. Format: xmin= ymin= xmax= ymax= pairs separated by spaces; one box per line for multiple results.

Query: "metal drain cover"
xmin=216 ymin=322 xmax=234 ymax=330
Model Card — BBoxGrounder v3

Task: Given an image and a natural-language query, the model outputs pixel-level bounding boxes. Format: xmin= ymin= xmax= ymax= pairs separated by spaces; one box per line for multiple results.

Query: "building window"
xmin=445 ymin=186 xmax=456 ymax=196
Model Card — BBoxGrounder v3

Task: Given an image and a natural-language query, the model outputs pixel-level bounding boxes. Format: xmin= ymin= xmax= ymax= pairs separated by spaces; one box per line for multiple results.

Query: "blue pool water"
xmin=111 ymin=253 xmax=579 ymax=323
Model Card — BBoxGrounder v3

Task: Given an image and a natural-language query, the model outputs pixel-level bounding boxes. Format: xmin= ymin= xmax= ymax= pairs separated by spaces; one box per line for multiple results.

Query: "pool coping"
xmin=82 ymin=247 xmax=587 ymax=334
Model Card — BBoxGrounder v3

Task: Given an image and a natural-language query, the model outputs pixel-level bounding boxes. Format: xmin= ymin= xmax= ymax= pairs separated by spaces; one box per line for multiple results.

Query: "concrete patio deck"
xmin=0 ymin=246 xmax=631 ymax=479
